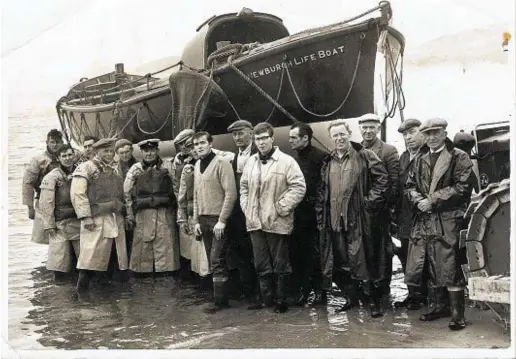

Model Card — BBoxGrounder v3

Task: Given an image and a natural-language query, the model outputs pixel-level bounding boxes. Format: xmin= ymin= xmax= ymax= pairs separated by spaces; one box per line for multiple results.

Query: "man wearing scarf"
xmin=124 ymin=139 xmax=180 ymax=276
xmin=240 ymin=122 xmax=306 ymax=313
xmin=39 ymin=144 xmax=81 ymax=283
xmin=71 ymin=138 xmax=129 ymax=292
xmin=22 ymin=128 xmax=64 ymax=245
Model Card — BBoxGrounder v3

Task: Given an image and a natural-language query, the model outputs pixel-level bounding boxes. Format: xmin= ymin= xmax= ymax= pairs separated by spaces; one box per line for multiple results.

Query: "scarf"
xmin=258 ymin=147 xmax=276 ymax=164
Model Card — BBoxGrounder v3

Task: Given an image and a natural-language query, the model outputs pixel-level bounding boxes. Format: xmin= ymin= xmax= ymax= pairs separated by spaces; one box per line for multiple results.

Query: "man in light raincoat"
xmin=71 ymin=138 xmax=129 ymax=292
xmin=39 ymin=144 xmax=80 ymax=283
xmin=124 ymin=139 xmax=180 ymax=276
xmin=22 ymin=129 xmax=63 ymax=245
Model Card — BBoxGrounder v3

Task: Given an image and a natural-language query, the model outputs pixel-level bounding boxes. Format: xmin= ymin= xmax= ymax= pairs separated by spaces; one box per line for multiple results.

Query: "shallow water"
xmin=7 ymin=113 xmax=511 ymax=350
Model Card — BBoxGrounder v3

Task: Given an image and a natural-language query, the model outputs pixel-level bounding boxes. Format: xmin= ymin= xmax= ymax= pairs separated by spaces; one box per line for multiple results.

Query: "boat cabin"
xmin=181 ymin=8 xmax=290 ymax=70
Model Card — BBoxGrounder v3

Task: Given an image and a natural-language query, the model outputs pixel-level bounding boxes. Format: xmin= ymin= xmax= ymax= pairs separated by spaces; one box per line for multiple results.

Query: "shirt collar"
xmin=430 ymin=144 xmax=445 ymax=154
xmin=239 ymin=142 xmax=253 ymax=156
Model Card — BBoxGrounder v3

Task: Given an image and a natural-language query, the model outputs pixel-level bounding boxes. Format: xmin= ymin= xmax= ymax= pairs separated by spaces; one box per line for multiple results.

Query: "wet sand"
xmin=7 ymin=113 xmax=511 ymax=350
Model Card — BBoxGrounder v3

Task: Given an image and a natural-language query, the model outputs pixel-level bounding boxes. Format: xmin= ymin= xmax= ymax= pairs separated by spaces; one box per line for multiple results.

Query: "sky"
xmin=1 ymin=0 xmax=514 ymax=115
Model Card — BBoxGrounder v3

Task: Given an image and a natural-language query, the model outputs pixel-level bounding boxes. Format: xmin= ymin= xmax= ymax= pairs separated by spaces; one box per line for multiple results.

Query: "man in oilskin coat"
xmin=358 ymin=113 xmax=399 ymax=297
xmin=71 ymin=138 xmax=129 ymax=293
xmin=405 ymin=118 xmax=474 ymax=331
xmin=22 ymin=128 xmax=63 ymax=245
xmin=316 ymin=119 xmax=389 ymax=318
xmin=124 ymin=139 xmax=180 ymax=277
xmin=39 ymin=144 xmax=80 ymax=283
xmin=392 ymin=119 xmax=428 ymax=309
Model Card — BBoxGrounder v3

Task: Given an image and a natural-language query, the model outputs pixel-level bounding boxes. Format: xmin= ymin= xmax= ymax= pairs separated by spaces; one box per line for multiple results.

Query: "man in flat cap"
xmin=39 ymin=144 xmax=80 ymax=283
xmin=358 ymin=113 xmax=399 ymax=298
xmin=405 ymin=118 xmax=474 ymax=330
xmin=226 ymin=119 xmax=259 ymax=303
xmin=172 ymin=129 xmax=196 ymax=279
xmin=288 ymin=122 xmax=328 ymax=306
xmin=192 ymin=131 xmax=237 ymax=313
xmin=392 ymin=119 xmax=428 ymax=309
xmin=71 ymin=138 xmax=129 ymax=293
xmin=22 ymin=128 xmax=63 ymax=245
xmin=115 ymin=139 xmax=136 ymax=180
xmin=316 ymin=119 xmax=389 ymax=318
xmin=124 ymin=139 xmax=180 ymax=278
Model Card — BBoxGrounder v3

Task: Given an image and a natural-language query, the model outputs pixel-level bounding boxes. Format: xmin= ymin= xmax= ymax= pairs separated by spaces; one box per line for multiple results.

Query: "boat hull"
xmin=58 ymin=21 xmax=403 ymax=158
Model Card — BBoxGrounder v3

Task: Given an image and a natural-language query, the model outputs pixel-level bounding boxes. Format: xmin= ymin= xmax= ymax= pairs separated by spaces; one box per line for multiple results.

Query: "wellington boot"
xmin=420 ymin=287 xmax=451 ymax=321
xmin=313 ymin=290 xmax=327 ymax=306
xmin=204 ymin=280 xmax=230 ymax=314
xmin=76 ymin=270 xmax=91 ymax=293
xmin=448 ymin=290 xmax=466 ymax=331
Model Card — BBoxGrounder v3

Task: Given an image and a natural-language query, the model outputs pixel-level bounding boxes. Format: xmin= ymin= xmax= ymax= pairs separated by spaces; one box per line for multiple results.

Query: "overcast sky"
xmin=1 ymin=0 xmax=513 ymax=112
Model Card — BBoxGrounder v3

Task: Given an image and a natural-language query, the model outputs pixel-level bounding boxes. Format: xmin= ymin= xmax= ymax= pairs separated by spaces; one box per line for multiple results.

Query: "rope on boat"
xmin=291 ymin=1 xmax=392 ymax=37
xmin=136 ymin=101 xmax=173 ymax=135
xmin=384 ymin=37 xmax=405 ymax=121
xmin=227 ymin=55 xmax=330 ymax=153
xmin=110 ymin=103 xmax=143 ymax=139
xmin=285 ymin=34 xmax=363 ymax=118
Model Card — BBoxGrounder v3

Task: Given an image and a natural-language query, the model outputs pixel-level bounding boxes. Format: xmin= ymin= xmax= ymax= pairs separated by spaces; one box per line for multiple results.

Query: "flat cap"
xmin=358 ymin=113 xmax=381 ymax=124
xmin=173 ymin=129 xmax=195 ymax=145
xmin=227 ymin=120 xmax=253 ymax=132
xmin=92 ymin=138 xmax=115 ymax=150
xmin=397 ymin=118 xmax=421 ymax=133
xmin=114 ymin=138 xmax=133 ymax=152
xmin=420 ymin=118 xmax=448 ymax=133
xmin=137 ymin=138 xmax=160 ymax=149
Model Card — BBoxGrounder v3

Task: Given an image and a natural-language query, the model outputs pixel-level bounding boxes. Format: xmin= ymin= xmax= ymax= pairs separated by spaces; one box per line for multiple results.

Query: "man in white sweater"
xmin=192 ymin=131 xmax=237 ymax=313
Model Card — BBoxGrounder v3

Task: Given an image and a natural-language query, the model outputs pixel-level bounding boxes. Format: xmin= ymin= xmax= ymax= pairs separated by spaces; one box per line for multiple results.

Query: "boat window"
xmin=207 ymin=19 xmax=289 ymax=57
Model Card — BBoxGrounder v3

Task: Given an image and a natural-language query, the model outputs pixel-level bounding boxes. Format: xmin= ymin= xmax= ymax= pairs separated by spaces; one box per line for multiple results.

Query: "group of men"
xmin=23 ymin=113 xmax=476 ymax=331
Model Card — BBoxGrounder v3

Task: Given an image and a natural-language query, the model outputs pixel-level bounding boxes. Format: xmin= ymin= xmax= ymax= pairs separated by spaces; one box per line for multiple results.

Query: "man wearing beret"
xmin=358 ymin=114 xmax=399 ymax=298
xmin=392 ymin=119 xmax=428 ymax=309
xmin=124 ymin=139 xmax=180 ymax=277
xmin=115 ymin=139 xmax=137 ymax=180
xmin=405 ymin=118 xmax=474 ymax=330
xmin=226 ymin=119 xmax=259 ymax=303
xmin=71 ymin=138 xmax=129 ymax=292
xmin=22 ymin=128 xmax=63 ymax=245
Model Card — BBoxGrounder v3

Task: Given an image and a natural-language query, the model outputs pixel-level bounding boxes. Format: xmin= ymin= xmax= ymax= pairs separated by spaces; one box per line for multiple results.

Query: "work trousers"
xmin=198 ymin=215 xmax=229 ymax=283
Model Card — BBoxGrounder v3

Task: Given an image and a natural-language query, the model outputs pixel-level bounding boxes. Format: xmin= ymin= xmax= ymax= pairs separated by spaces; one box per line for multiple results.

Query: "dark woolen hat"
xmin=453 ymin=131 xmax=475 ymax=148
xmin=397 ymin=118 xmax=422 ymax=133
xmin=227 ymin=120 xmax=253 ymax=132
xmin=420 ymin=118 xmax=448 ymax=133
xmin=92 ymin=138 xmax=115 ymax=150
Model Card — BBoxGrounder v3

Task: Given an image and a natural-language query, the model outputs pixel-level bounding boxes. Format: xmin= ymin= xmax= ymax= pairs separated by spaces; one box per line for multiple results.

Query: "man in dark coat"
xmin=288 ymin=122 xmax=328 ymax=306
xmin=358 ymin=114 xmax=399 ymax=297
xmin=392 ymin=119 xmax=428 ymax=309
xmin=226 ymin=120 xmax=259 ymax=303
xmin=316 ymin=119 xmax=389 ymax=318
xmin=405 ymin=118 xmax=474 ymax=330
